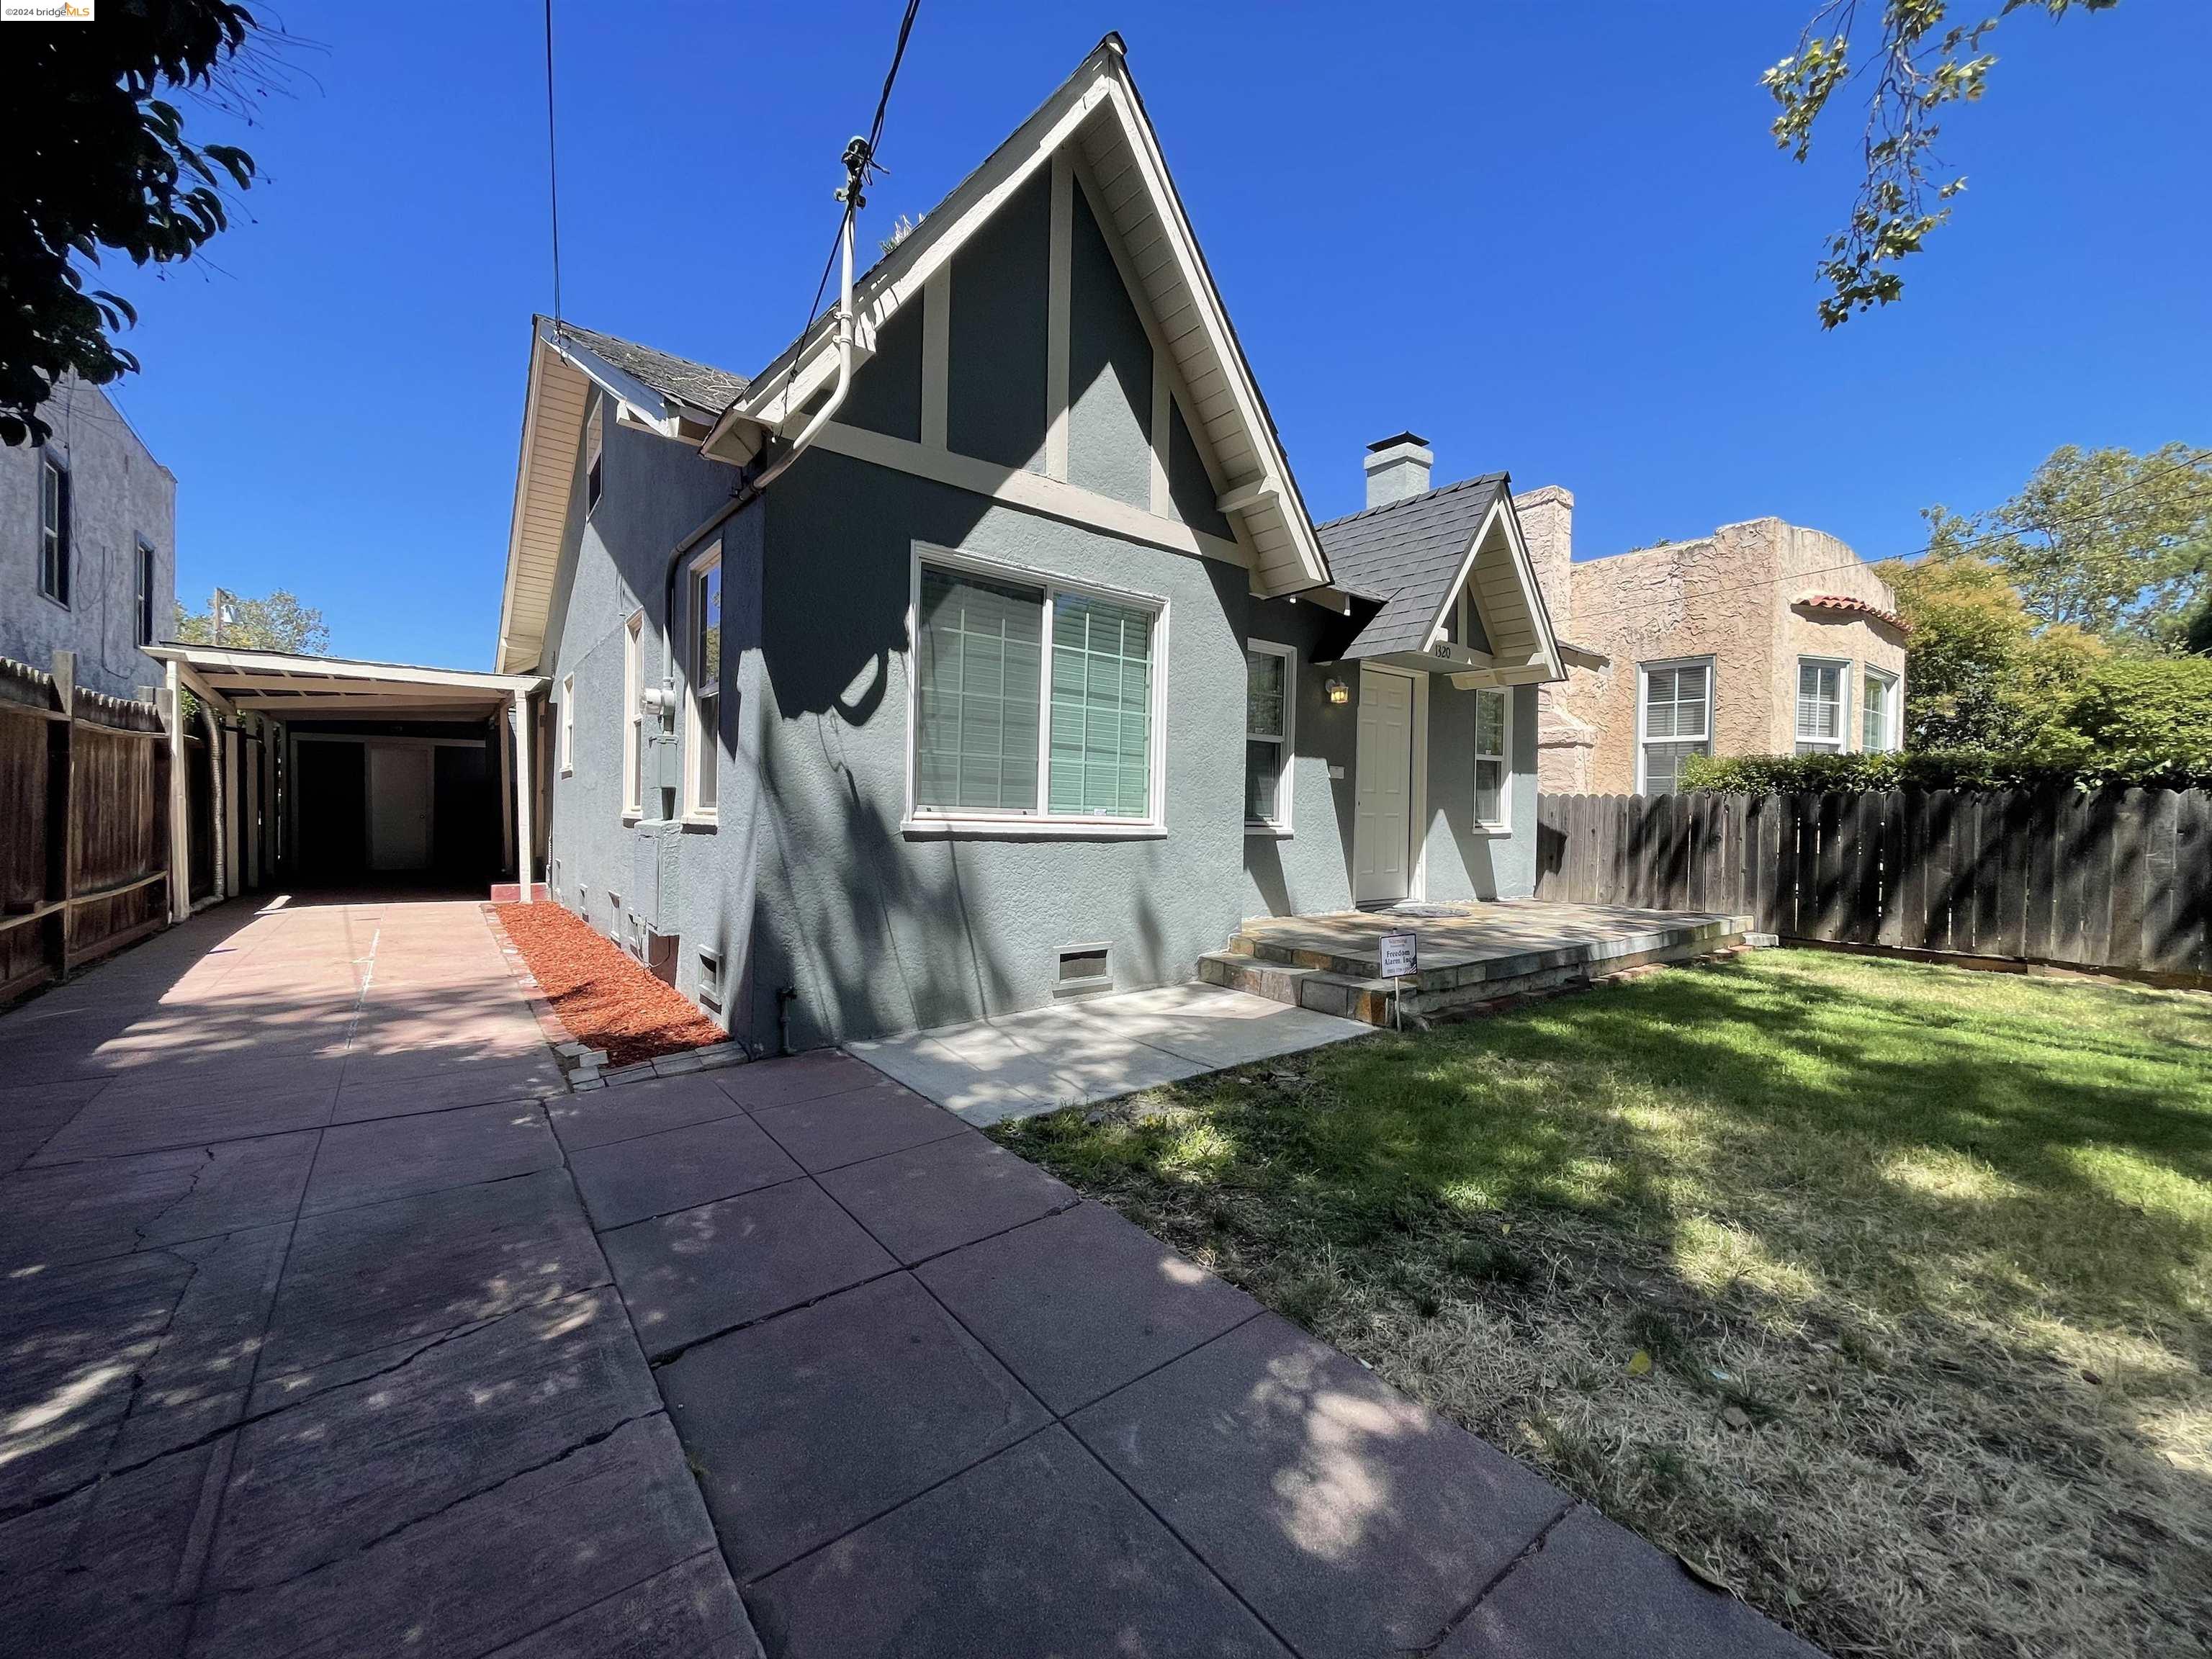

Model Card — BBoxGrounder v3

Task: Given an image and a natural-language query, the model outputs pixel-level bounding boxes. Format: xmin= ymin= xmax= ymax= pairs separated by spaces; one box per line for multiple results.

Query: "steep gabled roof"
xmin=553 ymin=323 xmax=750 ymax=417
xmin=1318 ymin=473 xmax=1566 ymax=683
xmin=704 ymin=35 xmax=1332 ymax=598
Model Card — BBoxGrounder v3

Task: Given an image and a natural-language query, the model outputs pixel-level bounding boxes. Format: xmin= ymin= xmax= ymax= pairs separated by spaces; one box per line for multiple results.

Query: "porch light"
xmin=1326 ymin=678 xmax=1351 ymax=706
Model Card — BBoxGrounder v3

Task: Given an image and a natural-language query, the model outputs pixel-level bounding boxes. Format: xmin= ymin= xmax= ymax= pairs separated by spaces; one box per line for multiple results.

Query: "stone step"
xmin=1195 ymin=952 xmax=1318 ymax=1005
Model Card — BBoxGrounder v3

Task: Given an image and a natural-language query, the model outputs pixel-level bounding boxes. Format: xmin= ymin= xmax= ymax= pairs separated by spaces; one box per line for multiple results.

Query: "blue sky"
xmin=99 ymin=0 xmax=2211 ymax=668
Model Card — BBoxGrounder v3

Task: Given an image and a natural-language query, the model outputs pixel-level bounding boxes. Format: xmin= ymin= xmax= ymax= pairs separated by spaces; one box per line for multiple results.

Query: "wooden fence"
xmin=0 ymin=651 xmax=172 ymax=1004
xmin=1534 ymin=788 xmax=2211 ymax=980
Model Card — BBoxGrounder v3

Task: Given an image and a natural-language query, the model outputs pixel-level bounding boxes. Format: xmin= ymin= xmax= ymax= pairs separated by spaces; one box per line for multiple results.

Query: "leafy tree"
xmin=1876 ymin=549 xmax=2104 ymax=748
xmin=174 ymin=588 xmax=330 ymax=655
xmin=2048 ymin=656 xmax=2212 ymax=775
xmin=1767 ymin=0 xmax=2118 ymax=326
xmin=1 ymin=1 xmax=274 ymax=446
xmin=1925 ymin=444 xmax=2211 ymax=646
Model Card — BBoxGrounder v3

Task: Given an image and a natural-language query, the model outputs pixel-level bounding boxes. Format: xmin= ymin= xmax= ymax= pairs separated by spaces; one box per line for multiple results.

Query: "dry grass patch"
xmin=994 ymin=950 xmax=2212 ymax=1658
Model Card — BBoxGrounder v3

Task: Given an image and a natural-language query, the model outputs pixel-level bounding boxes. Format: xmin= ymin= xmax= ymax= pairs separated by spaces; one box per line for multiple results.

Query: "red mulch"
xmin=494 ymin=902 xmax=727 ymax=1068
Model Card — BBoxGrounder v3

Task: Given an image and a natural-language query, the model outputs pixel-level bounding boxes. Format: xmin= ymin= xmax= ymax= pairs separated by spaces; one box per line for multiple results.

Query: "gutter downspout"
xmin=652 ymin=135 xmax=869 ymax=716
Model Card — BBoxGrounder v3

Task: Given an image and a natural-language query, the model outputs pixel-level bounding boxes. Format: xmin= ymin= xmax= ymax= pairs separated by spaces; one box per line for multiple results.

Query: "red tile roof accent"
xmin=1795 ymin=592 xmax=1910 ymax=633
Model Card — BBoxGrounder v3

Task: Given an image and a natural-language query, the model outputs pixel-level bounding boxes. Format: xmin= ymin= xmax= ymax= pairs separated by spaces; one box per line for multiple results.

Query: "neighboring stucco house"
xmin=0 ymin=378 xmax=176 ymax=698
xmin=493 ymin=37 xmax=1569 ymax=1052
xmin=1527 ymin=495 xmax=1909 ymax=795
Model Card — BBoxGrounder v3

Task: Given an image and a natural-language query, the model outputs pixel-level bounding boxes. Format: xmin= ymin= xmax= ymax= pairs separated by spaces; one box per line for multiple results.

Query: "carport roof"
xmin=145 ymin=644 xmax=544 ymax=719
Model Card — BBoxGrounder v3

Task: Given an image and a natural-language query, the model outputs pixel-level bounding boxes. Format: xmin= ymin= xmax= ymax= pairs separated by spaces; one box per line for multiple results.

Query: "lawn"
xmin=992 ymin=950 xmax=2212 ymax=1658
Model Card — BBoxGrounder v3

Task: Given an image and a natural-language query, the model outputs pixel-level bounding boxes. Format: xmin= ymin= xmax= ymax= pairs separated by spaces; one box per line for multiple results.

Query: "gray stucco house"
xmin=1 ymin=378 xmax=176 ymax=698
xmin=495 ymin=37 xmax=1568 ymax=1053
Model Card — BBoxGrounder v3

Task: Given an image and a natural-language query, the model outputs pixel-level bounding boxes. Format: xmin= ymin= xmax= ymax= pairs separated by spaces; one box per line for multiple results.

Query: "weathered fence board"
xmin=1534 ymin=786 xmax=2211 ymax=981
xmin=0 ymin=652 xmax=170 ymax=1006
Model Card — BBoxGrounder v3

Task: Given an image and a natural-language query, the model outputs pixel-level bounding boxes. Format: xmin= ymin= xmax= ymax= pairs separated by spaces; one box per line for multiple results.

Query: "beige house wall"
xmin=1527 ymin=509 xmax=1905 ymax=795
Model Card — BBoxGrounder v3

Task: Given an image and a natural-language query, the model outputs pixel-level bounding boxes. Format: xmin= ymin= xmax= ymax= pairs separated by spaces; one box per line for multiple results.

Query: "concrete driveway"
xmin=0 ymin=897 xmax=1814 ymax=1659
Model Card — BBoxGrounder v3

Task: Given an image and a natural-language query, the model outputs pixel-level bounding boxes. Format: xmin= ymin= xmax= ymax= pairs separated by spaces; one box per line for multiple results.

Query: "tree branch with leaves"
xmin=1767 ymin=0 xmax=2118 ymax=326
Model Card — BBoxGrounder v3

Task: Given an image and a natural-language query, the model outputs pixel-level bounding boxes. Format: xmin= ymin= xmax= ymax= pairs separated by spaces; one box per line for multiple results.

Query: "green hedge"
xmin=1676 ymin=747 xmax=2212 ymax=795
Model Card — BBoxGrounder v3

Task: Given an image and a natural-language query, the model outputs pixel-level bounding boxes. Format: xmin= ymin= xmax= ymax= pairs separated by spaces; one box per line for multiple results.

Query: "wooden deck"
xmin=1200 ymin=899 xmax=1756 ymax=1026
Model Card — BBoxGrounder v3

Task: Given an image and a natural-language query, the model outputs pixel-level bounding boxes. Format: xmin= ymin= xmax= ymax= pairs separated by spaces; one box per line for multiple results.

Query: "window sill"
xmin=1470 ymin=823 xmax=1514 ymax=839
xmin=680 ymin=813 xmax=719 ymax=832
xmin=1244 ymin=824 xmax=1293 ymax=840
xmin=901 ymin=817 xmax=1166 ymax=842
xmin=621 ymin=811 xmax=643 ymax=826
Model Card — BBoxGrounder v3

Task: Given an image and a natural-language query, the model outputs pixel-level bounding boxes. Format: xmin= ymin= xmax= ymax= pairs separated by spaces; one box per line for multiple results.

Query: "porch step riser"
xmin=1204 ymin=932 xmax=1750 ymax=1028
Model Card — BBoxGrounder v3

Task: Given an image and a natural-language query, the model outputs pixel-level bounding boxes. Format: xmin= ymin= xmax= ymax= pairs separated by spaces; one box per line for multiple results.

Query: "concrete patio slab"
xmin=745 ymin=1079 xmax=969 ymax=1173
xmin=1439 ymin=1503 xmax=1822 ymax=1658
xmin=0 ymin=1078 xmax=105 ymax=1170
xmin=302 ymin=1099 xmax=561 ymax=1215
xmin=599 ymin=1179 xmax=896 ymax=1360
xmin=917 ymin=1202 xmax=1262 ymax=1415
xmin=544 ymin=1071 xmax=749 ymax=1152
xmin=713 ymin=1049 xmax=884 ymax=1112
xmin=748 ymin=1425 xmax=1289 ymax=1659
xmin=187 ymin=1415 xmax=717 ymax=1659
xmin=329 ymin=1055 xmax=567 ymax=1124
xmin=485 ymin=1552 xmax=755 ymax=1659
xmin=814 ymin=1131 xmax=1076 ymax=1264
xmin=28 ymin=1082 xmax=338 ymax=1166
xmin=0 ymin=1129 xmax=317 ymax=1267
xmin=208 ymin=1289 xmax=657 ymax=1591
xmin=849 ymin=979 xmax=1370 ymax=1125
xmin=568 ymin=1113 xmax=803 ymax=1231
xmin=660 ymin=1273 xmax=1050 ymax=1583
xmin=259 ymin=1167 xmax=606 ymax=1379
xmin=1071 ymin=1313 xmax=1570 ymax=1659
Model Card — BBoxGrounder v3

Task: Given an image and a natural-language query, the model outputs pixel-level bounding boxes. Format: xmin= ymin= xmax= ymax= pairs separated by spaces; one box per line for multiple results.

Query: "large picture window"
xmin=1795 ymin=659 xmax=1847 ymax=755
xmin=912 ymin=554 xmax=1161 ymax=827
xmin=686 ymin=544 xmax=722 ymax=818
xmin=1244 ymin=642 xmax=1294 ymax=830
xmin=1639 ymin=660 xmax=1711 ymax=795
xmin=1473 ymin=685 xmax=1510 ymax=829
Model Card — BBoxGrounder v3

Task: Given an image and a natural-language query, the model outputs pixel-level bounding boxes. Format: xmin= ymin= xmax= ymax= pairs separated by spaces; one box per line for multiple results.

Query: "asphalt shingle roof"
xmin=1317 ymin=472 xmax=1509 ymax=658
xmin=554 ymin=322 xmax=751 ymax=417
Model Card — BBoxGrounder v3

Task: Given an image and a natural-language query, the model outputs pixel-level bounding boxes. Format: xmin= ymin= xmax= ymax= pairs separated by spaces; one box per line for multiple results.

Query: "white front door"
xmin=367 ymin=744 xmax=432 ymax=871
xmin=1353 ymin=668 xmax=1415 ymax=904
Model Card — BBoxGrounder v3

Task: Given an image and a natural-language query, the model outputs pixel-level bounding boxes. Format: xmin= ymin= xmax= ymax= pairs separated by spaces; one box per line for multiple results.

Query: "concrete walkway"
xmin=847 ymin=981 xmax=1372 ymax=1125
xmin=0 ymin=898 xmax=1815 ymax=1659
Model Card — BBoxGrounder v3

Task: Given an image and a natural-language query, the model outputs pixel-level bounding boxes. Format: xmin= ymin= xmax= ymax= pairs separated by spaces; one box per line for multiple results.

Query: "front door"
xmin=1353 ymin=667 xmax=1415 ymax=904
xmin=367 ymin=743 xmax=433 ymax=872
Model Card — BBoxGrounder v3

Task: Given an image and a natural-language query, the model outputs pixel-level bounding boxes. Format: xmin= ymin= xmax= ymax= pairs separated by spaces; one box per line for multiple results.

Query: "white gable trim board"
xmin=1419 ymin=496 xmax=1564 ymax=685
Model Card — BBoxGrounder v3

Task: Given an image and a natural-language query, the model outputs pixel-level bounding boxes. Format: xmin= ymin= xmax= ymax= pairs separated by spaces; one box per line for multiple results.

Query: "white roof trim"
xmin=147 ymin=644 xmax=544 ymax=693
xmin=1418 ymin=496 xmax=1566 ymax=683
xmin=703 ymin=39 xmax=1331 ymax=597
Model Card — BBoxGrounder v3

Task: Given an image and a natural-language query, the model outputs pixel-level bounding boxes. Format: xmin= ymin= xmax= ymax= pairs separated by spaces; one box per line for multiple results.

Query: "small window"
xmin=1795 ymin=659 xmax=1847 ymax=755
xmin=911 ymin=554 xmax=1160 ymax=825
xmin=686 ymin=543 xmax=722 ymax=818
xmin=559 ymin=673 xmax=575 ymax=774
xmin=39 ymin=451 xmax=71 ymax=607
xmin=135 ymin=541 xmax=156 ymax=647
xmin=584 ymin=395 xmax=605 ymax=513
xmin=1639 ymin=660 xmax=1712 ymax=795
xmin=622 ymin=611 xmax=645 ymax=817
xmin=1862 ymin=667 xmax=1899 ymax=753
xmin=1244 ymin=642 xmax=1294 ymax=831
xmin=1473 ymin=685 xmax=1511 ymax=830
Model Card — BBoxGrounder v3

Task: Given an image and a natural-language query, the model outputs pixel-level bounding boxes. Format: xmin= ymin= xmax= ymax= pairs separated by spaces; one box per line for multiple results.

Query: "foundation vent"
xmin=1055 ymin=943 xmax=1112 ymax=997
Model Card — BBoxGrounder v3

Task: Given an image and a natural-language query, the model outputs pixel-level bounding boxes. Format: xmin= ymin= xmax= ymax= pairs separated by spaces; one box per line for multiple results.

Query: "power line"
xmin=1561 ymin=452 xmax=2212 ymax=630
xmin=773 ymin=0 xmax=922 ymax=420
xmin=543 ymin=0 xmax=562 ymax=324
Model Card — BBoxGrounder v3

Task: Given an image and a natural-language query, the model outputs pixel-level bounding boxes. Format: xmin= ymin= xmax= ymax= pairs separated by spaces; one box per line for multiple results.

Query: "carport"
xmin=144 ymin=645 xmax=549 ymax=914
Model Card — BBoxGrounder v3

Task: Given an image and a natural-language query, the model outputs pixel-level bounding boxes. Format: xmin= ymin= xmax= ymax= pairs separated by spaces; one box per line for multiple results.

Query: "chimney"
xmin=1512 ymin=485 xmax=1575 ymax=638
xmin=1363 ymin=432 xmax=1433 ymax=508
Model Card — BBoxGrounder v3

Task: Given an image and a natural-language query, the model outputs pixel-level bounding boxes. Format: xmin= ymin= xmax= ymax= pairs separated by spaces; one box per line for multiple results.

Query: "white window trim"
xmin=1244 ymin=639 xmax=1295 ymax=836
xmin=902 ymin=541 xmax=1170 ymax=839
xmin=1472 ymin=684 xmax=1512 ymax=835
xmin=1794 ymin=655 xmax=1851 ymax=752
xmin=559 ymin=673 xmax=575 ymax=775
xmin=1635 ymin=656 xmax=1714 ymax=795
xmin=39 ymin=451 xmax=69 ymax=608
xmin=584 ymin=393 xmax=605 ymax=516
xmin=621 ymin=609 xmax=644 ymax=821
xmin=682 ymin=542 xmax=722 ymax=824
xmin=1862 ymin=665 xmax=1901 ymax=753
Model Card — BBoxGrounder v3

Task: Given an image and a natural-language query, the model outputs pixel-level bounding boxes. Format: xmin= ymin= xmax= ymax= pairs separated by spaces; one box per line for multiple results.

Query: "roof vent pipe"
xmin=1363 ymin=432 xmax=1433 ymax=508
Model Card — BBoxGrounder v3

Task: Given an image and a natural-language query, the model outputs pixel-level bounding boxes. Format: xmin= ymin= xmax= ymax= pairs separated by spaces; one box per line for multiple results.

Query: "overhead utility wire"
xmin=1563 ymin=450 xmax=2212 ymax=629
xmin=544 ymin=0 xmax=563 ymax=325
xmin=774 ymin=0 xmax=924 ymax=418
